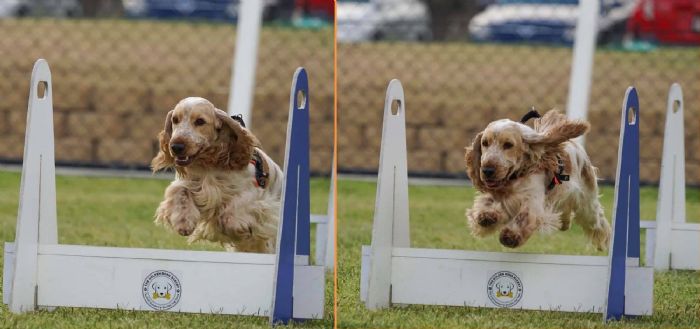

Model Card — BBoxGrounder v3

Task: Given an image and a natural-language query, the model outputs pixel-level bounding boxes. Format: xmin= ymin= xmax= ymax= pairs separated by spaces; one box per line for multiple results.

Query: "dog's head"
xmin=465 ymin=111 xmax=589 ymax=192
xmin=151 ymin=97 xmax=259 ymax=172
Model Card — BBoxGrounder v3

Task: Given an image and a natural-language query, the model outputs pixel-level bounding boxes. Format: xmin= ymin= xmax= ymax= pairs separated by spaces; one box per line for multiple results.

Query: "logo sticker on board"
xmin=142 ymin=270 xmax=182 ymax=310
xmin=487 ymin=271 xmax=523 ymax=308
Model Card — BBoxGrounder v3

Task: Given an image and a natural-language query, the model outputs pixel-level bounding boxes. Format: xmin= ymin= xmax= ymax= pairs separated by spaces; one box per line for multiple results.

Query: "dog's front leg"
xmin=218 ymin=198 xmax=279 ymax=253
xmin=499 ymin=201 xmax=560 ymax=248
xmin=467 ymin=193 xmax=508 ymax=237
xmin=218 ymin=204 xmax=255 ymax=242
xmin=155 ymin=181 xmax=200 ymax=236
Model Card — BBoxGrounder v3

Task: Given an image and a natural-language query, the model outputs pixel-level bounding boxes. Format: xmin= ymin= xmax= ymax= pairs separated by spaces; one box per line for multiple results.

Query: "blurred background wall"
xmin=337 ymin=0 xmax=700 ymax=185
xmin=0 ymin=0 xmax=334 ymax=174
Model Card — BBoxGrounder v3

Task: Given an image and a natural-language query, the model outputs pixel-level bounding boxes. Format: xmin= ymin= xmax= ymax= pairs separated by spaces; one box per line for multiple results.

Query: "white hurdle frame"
xmin=641 ymin=83 xmax=700 ymax=271
xmin=360 ymin=80 xmax=653 ymax=322
xmin=311 ymin=159 xmax=336 ymax=271
xmin=3 ymin=60 xmax=324 ymax=324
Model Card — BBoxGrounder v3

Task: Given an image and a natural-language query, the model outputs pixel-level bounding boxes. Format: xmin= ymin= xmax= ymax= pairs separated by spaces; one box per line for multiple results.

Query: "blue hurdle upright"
xmin=3 ymin=60 xmax=325 ymax=327
xmin=360 ymin=81 xmax=653 ymax=322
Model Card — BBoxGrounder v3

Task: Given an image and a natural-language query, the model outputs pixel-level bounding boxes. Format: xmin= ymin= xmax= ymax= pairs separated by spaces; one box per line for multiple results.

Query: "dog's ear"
xmin=523 ymin=112 xmax=589 ymax=146
xmin=151 ymin=282 xmax=157 ymax=290
xmin=465 ymin=132 xmax=486 ymax=191
xmin=151 ymin=110 xmax=175 ymax=172
xmin=215 ymin=109 xmax=259 ymax=170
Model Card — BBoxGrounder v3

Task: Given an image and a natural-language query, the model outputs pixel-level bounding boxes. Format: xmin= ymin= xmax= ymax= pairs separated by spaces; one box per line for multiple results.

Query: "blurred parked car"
xmin=626 ymin=0 xmax=700 ymax=45
xmin=0 ymin=0 xmax=81 ymax=17
xmin=469 ymin=0 xmax=638 ymax=45
xmin=337 ymin=0 xmax=431 ymax=42
xmin=296 ymin=0 xmax=334 ymax=20
xmin=123 ymin=0 xmax=279 ymax=22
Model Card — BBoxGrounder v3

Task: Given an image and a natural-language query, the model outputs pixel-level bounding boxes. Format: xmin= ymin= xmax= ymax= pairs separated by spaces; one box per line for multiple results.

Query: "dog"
xmin=151 ymin=97 xmax=283 ymax=253
xmin=464 ymin=110 xmax=610 ymax=250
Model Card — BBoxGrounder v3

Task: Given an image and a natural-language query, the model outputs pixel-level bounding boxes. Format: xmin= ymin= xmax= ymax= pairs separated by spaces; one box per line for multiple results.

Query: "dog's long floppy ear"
xmin=151 ymin=110 xmax=175 ymax=172
xmin=465 ymin=132 xmax=486 ymax=191
xmin=215 ymin=109 xmax=260 ymax=170
xmin=522 ymin=112 xmax=589 ymax=146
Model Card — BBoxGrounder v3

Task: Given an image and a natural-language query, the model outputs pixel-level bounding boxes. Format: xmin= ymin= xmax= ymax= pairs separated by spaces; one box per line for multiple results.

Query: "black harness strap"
xmin=520 ymin=107 xmax=541 ymax=124
xmin=231 ymin=114 xmax=246 ymax=128
xmin=547 ymin=157 xmax=570 ymax=191
xmin=231 ymin=114 xmax=269 ymax=189
xmin=251 ymin=150 xmax=269 ymax=189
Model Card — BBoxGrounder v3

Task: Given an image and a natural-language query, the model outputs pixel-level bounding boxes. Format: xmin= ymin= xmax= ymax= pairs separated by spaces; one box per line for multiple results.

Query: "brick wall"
xmin=338 ymin=43 xmax=700 ymax=185
xmin=0 ymin=19 xmax=334 ymax=174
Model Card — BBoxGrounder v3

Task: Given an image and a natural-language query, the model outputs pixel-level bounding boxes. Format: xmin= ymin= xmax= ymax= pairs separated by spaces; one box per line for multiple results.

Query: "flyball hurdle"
xmin=640 ymin=83 xmax=700 ymax=271
xmin=3 ymin=60 xmax=324 ymax=325
xmin=311 ymin=159 xmax=336 ymax=271
xmin=360 ymin=80 xmax=653 ymax=321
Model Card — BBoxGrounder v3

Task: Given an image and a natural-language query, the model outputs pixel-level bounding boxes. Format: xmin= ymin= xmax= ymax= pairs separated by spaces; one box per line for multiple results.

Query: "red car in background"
xmin=296 ymin=0 xmax=334 ymax=20
xmin=627 ymin=0 xmax=700 ymax=45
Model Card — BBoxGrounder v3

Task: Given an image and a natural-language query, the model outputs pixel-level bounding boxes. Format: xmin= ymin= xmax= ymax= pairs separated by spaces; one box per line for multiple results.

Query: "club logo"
xmin=142 ymin=270 xmax=182 ymax=310
xmin=487 ymin=271 xmax=523 ymax=308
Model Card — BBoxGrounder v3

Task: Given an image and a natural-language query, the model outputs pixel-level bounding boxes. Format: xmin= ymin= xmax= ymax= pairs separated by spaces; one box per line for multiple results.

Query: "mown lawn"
xmin=0 ymin=170 xmax=332 ymax=329
xmin=337 ymin=178 xmax=700 ymax=328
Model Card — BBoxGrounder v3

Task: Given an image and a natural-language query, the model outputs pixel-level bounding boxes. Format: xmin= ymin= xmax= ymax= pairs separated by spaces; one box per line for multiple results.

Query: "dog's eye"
xmin=194 ymin=118 xmax=206 ymax=126
xmin=481 ymin=140 xmax=489 ymax=147
xmin=503 ymin=142 xmax=514 ymax=149
xmin=172 ymin=117 xmax=180 ymax=125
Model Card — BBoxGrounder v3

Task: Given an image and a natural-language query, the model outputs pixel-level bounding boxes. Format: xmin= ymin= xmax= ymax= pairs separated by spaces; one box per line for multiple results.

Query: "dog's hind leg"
xmin=574 ymin=162 xmax=611 ymax=251
xmin=559 ymin=208 xmax=573 ymax=231
xmin=574 ymin=197 xmax=610 ymax=251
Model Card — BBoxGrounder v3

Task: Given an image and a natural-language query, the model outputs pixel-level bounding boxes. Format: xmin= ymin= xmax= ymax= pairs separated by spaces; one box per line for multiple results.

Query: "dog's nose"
xmin=170 ymin=143 xmax=185 ymax=155
xmin=482 ymin=167 xmax=496 ymax=178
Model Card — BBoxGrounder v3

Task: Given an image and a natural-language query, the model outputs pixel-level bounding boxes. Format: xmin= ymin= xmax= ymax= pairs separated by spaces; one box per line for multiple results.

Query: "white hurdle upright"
xmin=360 ymin=80 xmax=653 ymax=322
xmin=311 ymin=158 xmax=336 ymax=271
xmin=641 ymin=83 xmax=700 ymax=271
xmin=3 ymin=60 xmax=324 ymax=325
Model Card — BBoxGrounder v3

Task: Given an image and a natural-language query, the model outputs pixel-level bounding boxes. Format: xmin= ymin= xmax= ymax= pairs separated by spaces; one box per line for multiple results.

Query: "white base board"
xmin=642 ymin=221 xmax=700 ymax=270
xmin=4 ymin=243 xmax=324 ymax=318
xmin=361 ymin=246 xmax=653 ymax=315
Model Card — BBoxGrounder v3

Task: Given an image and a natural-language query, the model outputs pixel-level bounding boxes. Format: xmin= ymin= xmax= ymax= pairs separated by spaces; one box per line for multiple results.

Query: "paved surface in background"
xmin=0 ymin=165 xmax=469 ymax=186
xmin=339 ymin=173 xmax=470 ymax=187
xmin=0 ymin=164 xmax=173 ymax=180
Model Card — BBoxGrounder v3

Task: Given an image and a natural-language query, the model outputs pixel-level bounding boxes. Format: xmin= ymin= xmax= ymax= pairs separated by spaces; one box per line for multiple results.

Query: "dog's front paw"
xmin=170 ymin=206 xmax=200 ymax=236
xmin=173 ymin=220 xmax=196 ymax=236
xmin=155 ymin=186 xmax=200 ymax=237
xmin=155 ymin=204 xmax=199 ymax=237
xmin=477 ymin=210 xmax=501 ymax=227
xmin=499 ymin=228 xmax=523 ymax=248
xmin=222 ymin=218 xmax=254 ymax=241
xmin=467 ymin=208 xmax=504 ymax=237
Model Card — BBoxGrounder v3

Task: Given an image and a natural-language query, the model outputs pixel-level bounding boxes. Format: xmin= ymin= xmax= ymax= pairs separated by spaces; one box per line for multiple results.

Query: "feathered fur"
xmin=464 ymin=110 xmax=610 ymax=250
xmin=151 ymin=97 xmax=282 ymax=253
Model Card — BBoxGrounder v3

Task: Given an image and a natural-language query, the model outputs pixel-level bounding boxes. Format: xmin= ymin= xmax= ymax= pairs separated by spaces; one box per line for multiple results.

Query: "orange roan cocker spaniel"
xmin=465 ymin=110 xmax=611 ymax=250
xmin=151 ymin=97 xmax=282 ymax=253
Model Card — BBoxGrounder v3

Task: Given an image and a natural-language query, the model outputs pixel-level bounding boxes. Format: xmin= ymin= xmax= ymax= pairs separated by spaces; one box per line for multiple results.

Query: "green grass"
xmin=0 ymin=170 xmax=332 ymax=329
xmin=337 ymin=179 xmax=700 ymax=328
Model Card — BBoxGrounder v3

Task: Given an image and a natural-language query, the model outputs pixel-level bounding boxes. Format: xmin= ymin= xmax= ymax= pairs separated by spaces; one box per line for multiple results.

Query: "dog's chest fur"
xmin=181 ymin=168 xmax=259 ymax=219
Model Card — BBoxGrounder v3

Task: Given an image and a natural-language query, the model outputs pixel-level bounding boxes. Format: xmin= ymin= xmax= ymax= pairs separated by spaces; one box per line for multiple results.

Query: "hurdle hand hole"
xmin=296 ymin=90 xmax=306 ymax=110
xmin=672 ymin=100 xmax=681 ymax=113
xmin=391 ymin=100 xmax=401 ymax=116
xmin=627 ymin=107 xmax=636 ymax=125
xmin=37 ymin=81 xmax=48 ymax=99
